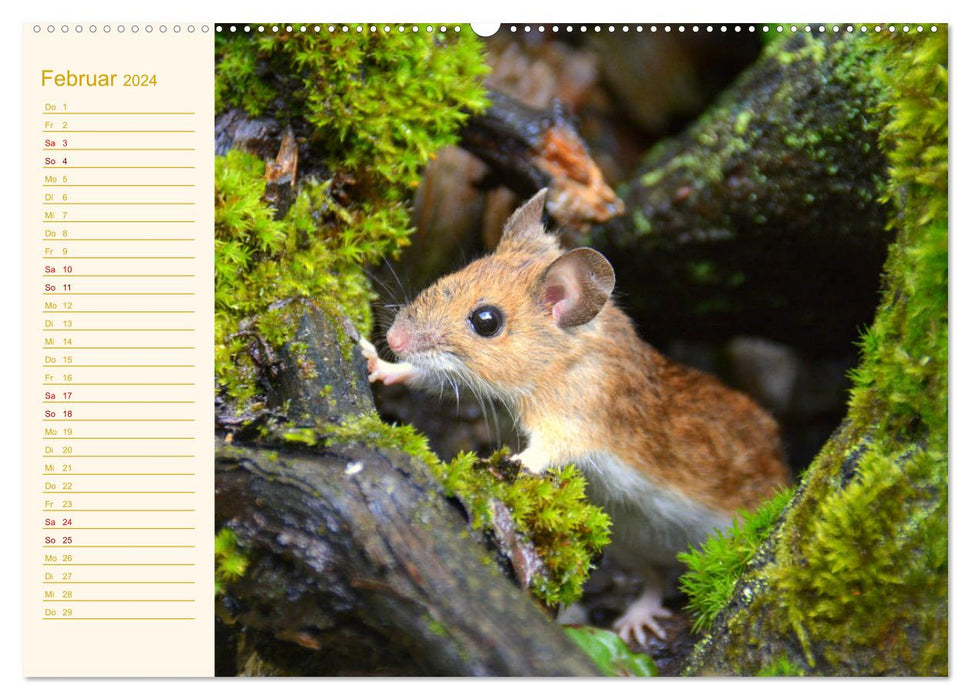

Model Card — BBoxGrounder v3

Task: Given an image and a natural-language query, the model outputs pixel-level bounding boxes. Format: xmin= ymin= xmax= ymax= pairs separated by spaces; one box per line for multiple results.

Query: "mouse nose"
xmin=387 ymin=324 xmax=410 ymax=355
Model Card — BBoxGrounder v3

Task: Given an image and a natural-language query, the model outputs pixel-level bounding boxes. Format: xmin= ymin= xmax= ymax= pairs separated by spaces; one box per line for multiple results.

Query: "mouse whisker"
xmin=363 ymin=267 xmax=404 ymax=308
xmin=379 ymin=256 xmax=410 ymax=305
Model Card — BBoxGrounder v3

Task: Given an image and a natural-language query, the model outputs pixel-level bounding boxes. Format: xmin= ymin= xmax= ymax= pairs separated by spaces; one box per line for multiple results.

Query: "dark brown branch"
xmin=460 ymin=91 xmax=624 ymax=233
xmin=215 ymin=300 xmax=601 ymax=676
xmin=215 ymin=440 xmax=601 ymax=676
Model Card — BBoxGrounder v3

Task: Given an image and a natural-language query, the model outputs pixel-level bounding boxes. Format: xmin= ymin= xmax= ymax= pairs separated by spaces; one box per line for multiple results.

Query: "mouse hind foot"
xmin=612 ymin=571 xmax=673 ymax=646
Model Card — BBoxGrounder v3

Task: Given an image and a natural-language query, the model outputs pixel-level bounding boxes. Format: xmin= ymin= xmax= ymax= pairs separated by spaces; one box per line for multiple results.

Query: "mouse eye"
xmin=468 ymin=305 xmax=504 ymax=338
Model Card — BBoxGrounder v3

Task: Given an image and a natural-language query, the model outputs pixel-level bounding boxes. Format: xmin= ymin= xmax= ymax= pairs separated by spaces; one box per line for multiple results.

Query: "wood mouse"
xmin=361 ymin=189 xmax=790 ymax=645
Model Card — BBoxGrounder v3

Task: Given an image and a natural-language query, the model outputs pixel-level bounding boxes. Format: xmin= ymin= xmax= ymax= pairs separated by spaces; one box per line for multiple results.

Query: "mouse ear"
xmin=541 ymin=247 xmax=615 ymax=327
xmin=498 ymin=189 xmax=552 ymax=252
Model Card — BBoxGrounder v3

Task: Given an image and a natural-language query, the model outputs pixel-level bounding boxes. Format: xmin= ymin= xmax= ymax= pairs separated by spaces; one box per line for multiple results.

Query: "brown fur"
xmin=390 ymin=194 xmax=789 ymax=517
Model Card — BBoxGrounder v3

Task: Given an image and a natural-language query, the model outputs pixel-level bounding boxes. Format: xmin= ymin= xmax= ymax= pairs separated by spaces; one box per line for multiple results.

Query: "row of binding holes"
xmin=33 ymin=24 xmax=941 ymax=35
xmin=34 ymin=24 xmax=207 ymax=33
xmin=507 ymin=24 xmax=938 ymax=34
xmin=212 ymin=24 xmax=939 ymax=34
xmin=217 ymin=25 xmax=461 ymax=33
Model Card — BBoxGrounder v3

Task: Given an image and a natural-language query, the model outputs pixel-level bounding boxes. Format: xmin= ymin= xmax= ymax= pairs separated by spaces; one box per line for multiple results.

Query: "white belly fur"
xmin=575 ymin=451 xmax=733 ymax=571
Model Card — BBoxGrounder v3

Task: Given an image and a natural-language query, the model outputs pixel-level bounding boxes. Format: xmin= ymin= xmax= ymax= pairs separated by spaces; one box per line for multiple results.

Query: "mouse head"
xmin=386 ymin=189 xmax=616 ymax=402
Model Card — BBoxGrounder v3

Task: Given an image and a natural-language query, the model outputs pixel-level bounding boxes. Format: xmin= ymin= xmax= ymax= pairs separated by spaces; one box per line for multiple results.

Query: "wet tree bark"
xmin=214 ymin=300 xmax=601 ymax=676
xmin=215 ymin=441 xmax=600 ymax=676
xmin=596 ymin=32 xmax=893 ymax=354
xmin=460 ymin=91 xmax=624 ymax=233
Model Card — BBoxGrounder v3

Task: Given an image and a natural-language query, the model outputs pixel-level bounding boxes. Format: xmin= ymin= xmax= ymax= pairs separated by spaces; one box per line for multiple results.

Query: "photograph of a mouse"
xmin=363 ymin=188 xmax=791 ymax=644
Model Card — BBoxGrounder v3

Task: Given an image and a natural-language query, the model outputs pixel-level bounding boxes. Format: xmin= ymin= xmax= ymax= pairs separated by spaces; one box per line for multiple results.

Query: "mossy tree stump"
xmin=680 ymin=28 xmax=948 ymax=676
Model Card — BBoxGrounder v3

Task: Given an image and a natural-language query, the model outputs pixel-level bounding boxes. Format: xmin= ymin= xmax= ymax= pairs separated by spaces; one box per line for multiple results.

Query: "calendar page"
xmin=20 ymin=18 xmax=950 ymax=679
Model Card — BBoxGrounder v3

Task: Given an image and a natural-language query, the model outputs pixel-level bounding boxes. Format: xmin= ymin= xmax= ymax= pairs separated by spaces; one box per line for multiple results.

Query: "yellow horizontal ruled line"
xmin=43 ymin=167 xmax=195 ymax=169
xmin=39 ymin=346 xmax=195 ymax=349
xmin=41 ymin=453 xmax=194 ymax=456
xmin=43 ymin=384 xmax=196 ymax=387
xmin=41 ymin=600 xmax=197 ymax=603
xmin=45 ymin=259 xmax=196 ymax=262
xmin=43 ymin=309 xmax=195 ymax=312
xmin=43 ymin=455 xmax=194 ymax=458
xmin=43 ymin=582 xmax=194 ymax=585
xmin=42 ymin=221 xmax=196 ymax=224
xmin=43 ymin=419 xmax=195 ymax=422
xmin=43 ymin=184 xmax=196 ymax=187
xmin=44 ymin=274 xmax=195 ymax=277
xmin=43 ymin=148 xmax=196 ymax=152
xmin=43 ymin=618 xmax=198 ymax=621
xmin=44 ymin=130 xmax=196 ymax=133
xmin=43 ymin=582 xmax=195 ymax=585
xmin=43 ymin=509 xmax=196 ymax=512
xmin=45 ymin=563 xmax=196 ymax=566
xmin=43 ymin=492 xmax=195 ymax=495
xmin=43 ymin=365 xmax=194 ymax=369
xmin=42 ymin=437 xmax=195 ymax=440
xmin=44 ymin=202 xmax=197 ymax=205
xmin=44 ymin=258 xmax=196 ymax=261
xmin=42 ymin=240 xmax=197 ymax=243
xmin=44 ymin=527 xmax=196 ymax=530
xmin=43 ymin=329 xmax=196 ymax=332
xmin=41 ymin=473 xmax=196 ymax=476
xmin=44 ymin=545 xmax=196 ymax=548
xmin=42 ymin=402 xmax=195 ymax=405
xmin=41 ymin=470 xmax=196 ymax=476
xmin=44 ymin=363 xmax=194 ymax=367
xmin=42 ymin=111 xmax=196 ymax=115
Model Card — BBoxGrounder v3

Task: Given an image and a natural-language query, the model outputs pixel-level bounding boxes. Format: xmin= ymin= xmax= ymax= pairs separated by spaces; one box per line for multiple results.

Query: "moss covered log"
xmin=214 ymin=28 xmax=489 ymax=410
xmin=215 ymin=442 xmax=603 ymax=676
xmin=590 ymin=31 xmax=894 ymax=353
xmin=680 ymin=27 xmax=947 ymax=676
xmin=214 ymin=300 xmax=609 ymax=675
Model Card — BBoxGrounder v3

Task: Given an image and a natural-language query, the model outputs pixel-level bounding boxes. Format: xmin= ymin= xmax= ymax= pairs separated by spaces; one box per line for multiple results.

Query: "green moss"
xmin=214 ymin=150 xmax=376 ymax=405
xmin=677 ymin=487 xmax=793 ymax=632
xmin=215 ymin=527 xmax=250 ymax=596
xmin=636 ymin=32 xmax=883 ymax=210
xmin=733 ymin=110 xmax=753 ymax=136
xmin=325 ymin=412 xmax=611 ymax=607
xmin=684 ymin=28 xmax=948 ymax=676
xmin=768 ymin=27 xmax=948 ymax=674
xmin=216 ymin=27 xmax=489 ymax=195
xmin=756 ymin=655 xmax=805 ymax=677
xmin=423 ymin=615 xmax=448 ymax=638
xmin=213 ymin=30 xmax=490 ymax=409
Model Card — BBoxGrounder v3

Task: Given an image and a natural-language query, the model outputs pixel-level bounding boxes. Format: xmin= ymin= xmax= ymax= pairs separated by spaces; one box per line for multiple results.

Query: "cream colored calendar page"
xmin=21 ymin=24 xmax=214 ymax=676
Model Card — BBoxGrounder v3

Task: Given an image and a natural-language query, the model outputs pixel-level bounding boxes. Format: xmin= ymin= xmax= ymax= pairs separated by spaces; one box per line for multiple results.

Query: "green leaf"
xmin=562 ymin=626 xmax=658 ymax=677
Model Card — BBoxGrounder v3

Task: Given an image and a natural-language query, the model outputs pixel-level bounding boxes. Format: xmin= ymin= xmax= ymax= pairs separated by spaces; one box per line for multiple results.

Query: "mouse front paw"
xmin=510 ymin=445 xmax=550 ymax=475
xmin=613 ymin=597 xmax=673 ymax=646
xmin=359 ymin=337 xmax=417 ymax=386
